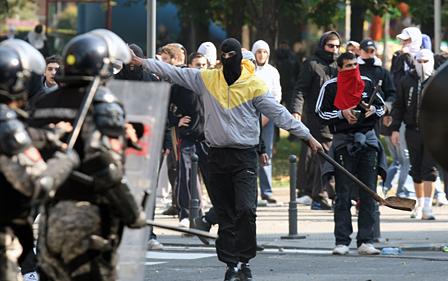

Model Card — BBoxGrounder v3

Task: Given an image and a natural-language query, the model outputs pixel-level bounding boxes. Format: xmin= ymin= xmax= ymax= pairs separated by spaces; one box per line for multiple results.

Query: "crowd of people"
xmin=1 ymin=22 xmax=448 ymax=281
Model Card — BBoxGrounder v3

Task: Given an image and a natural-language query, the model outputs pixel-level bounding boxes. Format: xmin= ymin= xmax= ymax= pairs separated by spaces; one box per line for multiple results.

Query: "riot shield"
xmin=419 ymin=62 xmax=448 ymax=171
xmin=109 ymin=80 xmax=170 ymax=281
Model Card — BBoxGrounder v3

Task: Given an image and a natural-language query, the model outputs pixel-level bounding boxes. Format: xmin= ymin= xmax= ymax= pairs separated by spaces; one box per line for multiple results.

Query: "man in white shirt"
xmin=251 ymin=40 xmax=282 ymax=203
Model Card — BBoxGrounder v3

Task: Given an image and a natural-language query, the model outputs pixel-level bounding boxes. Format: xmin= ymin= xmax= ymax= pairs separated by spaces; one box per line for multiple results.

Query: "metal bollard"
xmin=281 ymin=155 xmax=306 ymax=240
xmin=373 ymin=201 xmax=388 ymax=242
xmin=189 ymin=154 xmax=199 ymax=228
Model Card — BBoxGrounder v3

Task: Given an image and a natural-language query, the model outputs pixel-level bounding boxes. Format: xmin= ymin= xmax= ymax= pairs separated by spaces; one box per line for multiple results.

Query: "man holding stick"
xmin=130 ymin=38 xmax=322 ymax=281
xmin=316 ymin=52 xmax=387 ymax=255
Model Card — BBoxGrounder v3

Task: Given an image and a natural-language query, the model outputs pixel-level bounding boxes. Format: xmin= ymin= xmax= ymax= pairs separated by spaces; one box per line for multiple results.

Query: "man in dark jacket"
xmin=391 ymin=49 xmax=438 ymax=220
xmin=291 ymin=31 xmax=340 ymax=209
xmin=276 ymin=39 xmax=300 ymax=113
xmin=355 ymin=39 xmax=413 ymax=199
xmin=168 ymin=52 xmax=209 ymax=228
xmin=316 ymin=52 xmax=385 ymax=255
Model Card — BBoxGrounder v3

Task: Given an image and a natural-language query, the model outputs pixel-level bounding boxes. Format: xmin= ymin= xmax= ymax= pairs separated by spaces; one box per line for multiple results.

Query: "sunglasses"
xmin=326 ymin=44 xmax=340 ymax=49
xmin=221 ymin=51 xmax=236 ymax=59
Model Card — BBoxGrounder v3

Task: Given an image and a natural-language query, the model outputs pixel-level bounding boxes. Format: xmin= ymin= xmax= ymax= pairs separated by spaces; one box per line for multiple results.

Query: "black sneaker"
xmin=192 ymin=216 xmax=212 ymax=245
xmin=224 ymin=267 xmax=239 ymax=281
xmin=261 ymin=196 xmax=277 ymax=204
xmin=311 ymin=200 xmax=332 ymax=210
xmin=162 ymin=205 xmax=178 ymax=216
xmin=256 ymin=244 xmax=264 ymax=251
xmin=238 ymin=263 xmax=255 ymax=281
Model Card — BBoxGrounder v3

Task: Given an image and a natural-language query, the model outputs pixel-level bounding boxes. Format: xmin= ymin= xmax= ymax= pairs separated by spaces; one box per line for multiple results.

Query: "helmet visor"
xmin=87 ymin=29 xmax=132 ymax=64
xmin=0 ymin=39 xmax=46 ymax=75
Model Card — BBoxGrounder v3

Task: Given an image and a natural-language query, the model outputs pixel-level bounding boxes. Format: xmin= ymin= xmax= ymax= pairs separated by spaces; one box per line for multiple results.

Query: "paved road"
xmin=144 ymin=246 xmax=448 ymax=281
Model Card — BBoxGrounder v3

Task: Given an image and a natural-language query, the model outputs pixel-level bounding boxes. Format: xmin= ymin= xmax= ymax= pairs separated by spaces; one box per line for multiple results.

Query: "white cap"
xmin=396 ymin=30 xmax=411 ymax=40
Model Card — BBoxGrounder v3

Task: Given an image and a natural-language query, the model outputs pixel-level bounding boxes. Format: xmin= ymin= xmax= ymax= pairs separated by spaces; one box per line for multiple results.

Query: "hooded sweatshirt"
xmin=197 ymin=42 xmax=217 ymax=67
xmin=251 ymin=40 xmax=282 ymax=103
xmin=141 ymin=57 xmax=312 ymax=148
xmin=290 ymin=31 xmax=341 ymax=139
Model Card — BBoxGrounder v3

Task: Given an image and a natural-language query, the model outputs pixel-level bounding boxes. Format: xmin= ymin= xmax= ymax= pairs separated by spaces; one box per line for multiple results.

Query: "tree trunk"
xmin=350 ymin=4 xmax=366 ymax=42
xmin=226 ymin=0 xmax=245 ymax=42
xmin=256 ymin=0 xmax=278 ymax=58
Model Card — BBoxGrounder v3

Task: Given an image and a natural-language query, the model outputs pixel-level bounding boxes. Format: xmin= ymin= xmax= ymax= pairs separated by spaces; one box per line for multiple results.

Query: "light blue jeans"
xmin=383 ymin=123 xmax=414 ymax=197
xmin=258 ymin=120 xmax=274 ymax=198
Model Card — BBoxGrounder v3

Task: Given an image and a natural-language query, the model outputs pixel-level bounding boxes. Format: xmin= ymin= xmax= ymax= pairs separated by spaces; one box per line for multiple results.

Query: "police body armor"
xmin=0 ymin=39 xmax=80 ymax=281
xmin=30 ymin=83 xmax=146 ymax=281
xmin=0 ymin=104 xmax=79 ymax=281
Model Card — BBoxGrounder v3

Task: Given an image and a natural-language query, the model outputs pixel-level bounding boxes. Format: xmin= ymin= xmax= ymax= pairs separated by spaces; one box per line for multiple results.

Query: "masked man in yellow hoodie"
xmin=130 ymin=38 xmax=322 ymax=281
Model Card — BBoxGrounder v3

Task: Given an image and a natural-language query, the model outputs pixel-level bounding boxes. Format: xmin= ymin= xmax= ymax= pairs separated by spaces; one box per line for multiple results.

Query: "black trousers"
xmin=405 ymin=129 xmax=438 ymax=183
xmin=208 ymin=147 xmax=258 ymax=266
xmin=176 ymin=140 xmax=209 ymax=220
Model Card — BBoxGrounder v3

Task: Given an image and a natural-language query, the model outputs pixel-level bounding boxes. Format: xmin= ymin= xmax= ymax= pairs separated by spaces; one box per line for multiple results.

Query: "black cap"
xmin=359 ymin=39 xmax=375 ymax=51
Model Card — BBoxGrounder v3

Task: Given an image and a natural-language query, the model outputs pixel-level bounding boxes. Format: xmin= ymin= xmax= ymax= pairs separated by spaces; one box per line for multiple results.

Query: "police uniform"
xmin=0 ymin=40 xmax=80 ymax=281
xmin=28 ymin=30 xmax=146 ymax=281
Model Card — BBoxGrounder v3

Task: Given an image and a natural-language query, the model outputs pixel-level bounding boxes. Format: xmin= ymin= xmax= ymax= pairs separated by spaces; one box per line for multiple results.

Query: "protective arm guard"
xmin=93 ymin=86 xmax=126 ymax=138
xmin=83 ymin=151 xmax=146 ymax=228
xmin=103 ymin=177 xmax=147 ymax=228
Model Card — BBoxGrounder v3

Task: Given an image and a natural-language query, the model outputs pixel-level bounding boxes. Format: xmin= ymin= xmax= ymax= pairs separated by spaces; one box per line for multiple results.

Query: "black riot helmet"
xmin=60 ymin=29 xmax=131 ymax=83
xmin=0 ymin=39 xmax=46 ymax=103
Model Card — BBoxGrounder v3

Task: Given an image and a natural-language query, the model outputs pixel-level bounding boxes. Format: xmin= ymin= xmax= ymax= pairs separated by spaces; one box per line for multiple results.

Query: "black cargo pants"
xmin=207 ymin=147 xmax=258 ymax=266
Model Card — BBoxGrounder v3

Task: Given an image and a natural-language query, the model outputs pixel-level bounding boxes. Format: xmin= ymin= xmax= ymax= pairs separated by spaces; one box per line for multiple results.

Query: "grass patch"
xmin=271 ymin=130 xmax=393 ymax=188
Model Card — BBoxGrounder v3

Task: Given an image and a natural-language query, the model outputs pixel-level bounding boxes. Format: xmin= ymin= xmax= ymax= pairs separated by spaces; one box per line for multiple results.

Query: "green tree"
xmin=0 ymin=0 xmax=38 ymax=21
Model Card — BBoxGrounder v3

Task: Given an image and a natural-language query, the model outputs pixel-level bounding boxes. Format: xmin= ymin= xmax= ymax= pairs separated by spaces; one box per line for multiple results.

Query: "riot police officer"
xmin=0 ymin=39 xmax=80 ymax=281
xmin=28 ymin=29 xmax=146 ymax=281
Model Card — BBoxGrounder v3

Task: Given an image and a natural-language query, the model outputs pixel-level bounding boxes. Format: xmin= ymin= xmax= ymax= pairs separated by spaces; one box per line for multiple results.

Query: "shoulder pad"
xmin=93 ymin=86 xmax=122 ymax=105
xmin=0 ymin=104 xmax=18 ymax=122
xmin=0 ymin=114 xmax=32 ymax=156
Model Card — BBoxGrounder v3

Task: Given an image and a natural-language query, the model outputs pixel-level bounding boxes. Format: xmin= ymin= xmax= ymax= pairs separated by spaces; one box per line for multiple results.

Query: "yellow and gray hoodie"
xmin=142 ymin=59 xmax=311 ymax=148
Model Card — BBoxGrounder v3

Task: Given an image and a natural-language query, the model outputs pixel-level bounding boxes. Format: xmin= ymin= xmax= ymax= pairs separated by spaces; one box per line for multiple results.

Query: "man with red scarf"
xmin=316 ymin=52 xmax=387 ymax=255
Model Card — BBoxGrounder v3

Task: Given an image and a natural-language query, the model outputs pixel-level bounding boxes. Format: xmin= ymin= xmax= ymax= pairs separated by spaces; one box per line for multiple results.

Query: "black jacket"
xmin=434 ymin=52 xmax=448 ymax=70
xmin=315 ymin=76 xmax=385 ymax=135
xmin=391 ymin=70 xmax=427 ymax=131
xmin=275 ymin=47 xmax=300 ymax=90
xmin=168 ymin=84 xmax=205 ymax=142
xmin=390 ymin=51 xmax=416 ymax=88
xmin=290 ymin=31 xmax=340 ymax=140
xmin=358 ymin=57 xmax=396 ymax=136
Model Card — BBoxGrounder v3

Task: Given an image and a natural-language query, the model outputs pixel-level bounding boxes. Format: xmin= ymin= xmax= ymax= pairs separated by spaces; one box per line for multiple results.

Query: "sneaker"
xmin=192 ymin=216 xmax=212 ymax=245
xmin=261 ymin=196 xmax=277 ymax=204
xmin=147 ymin=239 xmax=163 ymax=250
xmin=256 ymin=244 xmax=264 ymax=251
xmin=224 ymin=267 xmax=239 ymax=281
xmin=179 ymin=218 xmax=190 ymax=228
xmin=436 ymin=196 xmax=448 ymax=206
xmin=311 ymin=199 xmax=332 ymax=210
xmin=410 ymin=206 xmax=422 ymax=219
xmin=358 ymin=243 xmax=380 ymax=255
xmin=422 ymin=206 xmax=436 ymax=220
xmin=23 ymin=272 xmax=38 ymax=281
xmin=332 ymin=245 xmax=350 ymax=255
xmin=162 ymin=205 xmax=178 ymax=216
xmin=238 ymin=263 xmax=255 ymax=281
xmin=297 ymin=195 xmax=313 ymax=205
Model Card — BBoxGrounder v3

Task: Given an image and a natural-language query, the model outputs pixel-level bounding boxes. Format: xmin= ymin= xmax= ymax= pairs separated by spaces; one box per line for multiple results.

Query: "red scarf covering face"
xmin=334 ymin=66 xmax=365 ymax=110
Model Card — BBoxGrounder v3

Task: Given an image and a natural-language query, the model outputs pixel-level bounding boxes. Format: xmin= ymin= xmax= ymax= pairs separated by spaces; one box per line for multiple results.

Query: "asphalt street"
xmin=144 ymin=246 xmax=448 ymax=281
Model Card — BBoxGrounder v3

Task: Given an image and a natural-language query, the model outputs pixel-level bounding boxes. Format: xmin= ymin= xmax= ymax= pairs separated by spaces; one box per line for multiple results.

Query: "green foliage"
xmin=278 ymin=0 xmax=307 ymax=25
xmin=0 ymin=0 xmax=38 ymax=21
xmin=57 ymin=5 xmax=78 ymax=30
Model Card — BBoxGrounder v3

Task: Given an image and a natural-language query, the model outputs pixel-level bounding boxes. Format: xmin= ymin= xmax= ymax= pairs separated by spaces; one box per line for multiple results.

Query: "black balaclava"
xmin=220 ymin=38 xmax=243 ymax=86
xmin=116 ymin=44 xmax=144 ymax=81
